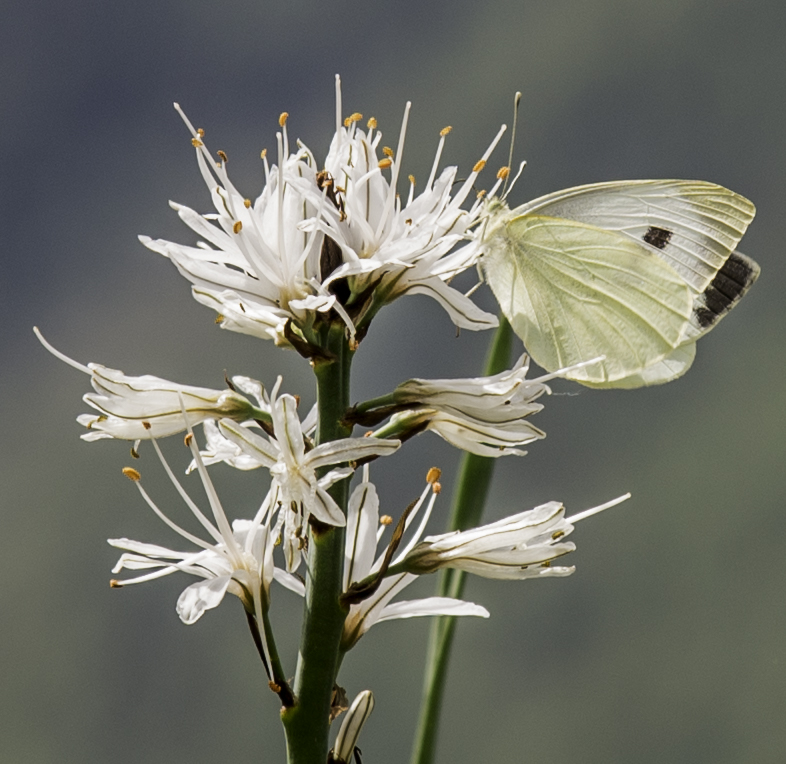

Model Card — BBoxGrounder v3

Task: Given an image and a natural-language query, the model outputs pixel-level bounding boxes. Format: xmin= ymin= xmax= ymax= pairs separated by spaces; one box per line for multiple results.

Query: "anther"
xmin=244 ymin=198 xmax=252 ymax=208
xmin=215 ymin=314 xmax=225 ymax=323
xmin=476 ymin=189 xmax=487 ymax=200
xmin=217 ymin=150 xmax=228 ymax=163
xmin=367 ymin=117 xmax=377 ymax=129
xmin=380 ymin=515 xmax=393 ymax=526
xmin=382 ymin=146 xmax=394 ymax=158
xmin=142 ymin=421 xmax=152 ymax=430
xmin=440 ymin=126 xmax=452 ymax=136
xmin=408 ymin=174 xmax=416 ymax=186
xmin=184 ymin=432 xmax=194 ymax=447
xmin=130 ymin=445 xmax=140 ymax=459
xmin=541 ymin=561 xmax=551 ymax=568
xmin=269 ymin=681 xmax=282 ymax=693
xmin=233 ymin=221 xmax=243 ymax=234
xmin=279 ymin=112 xmax=289 ymax=127
xmin=196 ymin=128 xmax=205 ymax=137
xmin=344 ymin=113 xmax=362 ymax=127
xmin=473 ymin=159 xmax=487 ymax=173
xmin=378 ymin=158 xmax=393 ymax=170
xmin=426 ymin=467 xmax=442 ymax=484
xmin=122 ymin=467 xmax=141 ymax=482
xmin=405 ymin=218 xmax=412 ymax=225
xmin=110 ymin=579 xmax=123 ymax=588
xmin=260 ymin=149 xmax=267 ymax=159
xmin=551 ymin=530 xmax=565 ymax=540
xmin=497 ymin=166 xmax=510 ymax=180
xmin=191 ymin=138 xmax=204 ymax=148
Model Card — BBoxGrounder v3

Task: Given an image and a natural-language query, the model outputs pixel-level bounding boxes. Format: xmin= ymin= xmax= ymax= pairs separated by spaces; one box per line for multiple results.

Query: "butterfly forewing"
xmin=483 ymin=214 xmax=693 ymax=385
xmin=518 ymin=180 xmax=755 ymax=294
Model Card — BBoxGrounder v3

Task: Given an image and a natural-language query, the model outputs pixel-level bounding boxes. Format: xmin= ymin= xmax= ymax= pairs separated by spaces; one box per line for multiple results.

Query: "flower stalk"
xmin=410 ymin=315 xmax=512 ymax=764
xmin=281 ymin=322 xmax=354 ymax=764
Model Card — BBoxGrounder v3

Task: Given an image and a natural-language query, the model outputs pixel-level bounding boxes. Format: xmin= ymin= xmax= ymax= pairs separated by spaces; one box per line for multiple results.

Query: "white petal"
xmin=376 ymin=596 xmax=490 ymax=622
xmin=176 ymin=575 xmax=233 ymax=624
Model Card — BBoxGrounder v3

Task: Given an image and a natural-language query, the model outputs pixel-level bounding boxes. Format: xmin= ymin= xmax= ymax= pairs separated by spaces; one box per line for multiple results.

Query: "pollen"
xmin=184 ymin=432 xmax=194 ymax=447
xmin=233 ymin=221 xmax=243 ymax=234
xmin=473 ymin=159 xmax=487 ymax=173
xmin=279 ymin=112 xmax=289 ymax=127
xmin=367 ymin=117 xmax=377 ymax=129
xmin=378 ymin=158 xmax=393 ymax=170
xmin=408 ymin=174 xmax=416 ymax=186
xmin=217 ymin=150 xmax=228 ymax=163
xmin=440 ymin=126 xmax=452 ymax=136
xmin=244 ymin=198 xmax=252 ymax=208
xmin=382 ymin=146 xmax=394 ymax=158
xmin=260 ymin=149 xmax=267 ymax=159
xmin=110 ymin=579 xmax=123 ymax=588
xmin=196 ymin=128 xmax=205 ymax=137
xmin=380 ymin=515 xmax=393 ymax=526
xmin=551 ymin=530 xmax=565 ymax=540
xmin=497 ymin=166 xmax=510 ymax=180
xmin=191 ymin=138 xmax=203 ymax=148
xmin=122 ymin=467 xmax=141 ymax=482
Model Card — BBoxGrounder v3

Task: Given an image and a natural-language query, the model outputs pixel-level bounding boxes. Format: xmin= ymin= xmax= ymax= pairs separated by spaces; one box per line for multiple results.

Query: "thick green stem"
xmin=281 ymin=324 xmax=353 ymax=764
xmin=410 ymin=317 xmax=513 ymax=764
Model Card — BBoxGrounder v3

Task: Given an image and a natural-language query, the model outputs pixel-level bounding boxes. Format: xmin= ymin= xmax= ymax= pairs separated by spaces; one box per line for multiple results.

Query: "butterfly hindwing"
xmin=482 ymin=212 xmax=694 ymax=385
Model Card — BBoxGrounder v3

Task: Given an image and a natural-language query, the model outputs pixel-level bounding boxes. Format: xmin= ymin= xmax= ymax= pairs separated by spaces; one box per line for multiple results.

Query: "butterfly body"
xmin=480 ymin=181 xmax=759 ymax=388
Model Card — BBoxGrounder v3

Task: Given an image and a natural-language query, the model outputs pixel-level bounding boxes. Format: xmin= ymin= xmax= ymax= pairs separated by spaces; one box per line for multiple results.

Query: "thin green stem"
xmin=281 ymin=323 xmax=354 ymax=764
xmin=410 ymin=316 xmax=513 ymax=764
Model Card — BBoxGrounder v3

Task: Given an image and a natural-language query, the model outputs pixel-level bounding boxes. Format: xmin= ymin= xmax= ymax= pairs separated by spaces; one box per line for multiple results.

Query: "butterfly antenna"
xmin=501 ymin=91 xmax=522 ymax=199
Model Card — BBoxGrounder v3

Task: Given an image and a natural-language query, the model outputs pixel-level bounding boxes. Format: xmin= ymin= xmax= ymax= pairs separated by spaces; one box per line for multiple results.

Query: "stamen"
xmin=426 ymin=467 xmax=441 ymax=484
xmin=335 ymin=74 xmax=343 ymax=135
xmin=367 ymin=117 xmax=377 ymax=129
xmin=233 ymin=221 xmax=243 ymax=234
xmin=122 ymin=467 xmax=141 ymax=482
xmin=374 ymin=101 xmax=411 ymax=241
xmin=497 ymin=166 xmax=510 ymax=180
xmin=191 ymin=138 xmax=204 ymax=148
xmin=378 ymin=158 xmax=393 ymax=169
xmin=473 ymin=159 xmax=487 ymax=173
xmin=380 ymin=515 xmax=393 ymax=526
xmin=110 ymin=580 xmax=123 ymax=588
xmin=217 ymin=150 xmax=228 ymax=163
xmin=184 ymin=432 xmax=194 ymax=447
xmin=382 ymin=146 xmax=394 ymax=158
xmin=196 ymin=128 xmax=205 ymax=137
xmin=279 ymin=112 xmax=289 ymax=127
xmin=567 ymin=493 xmax=632 ymax=524
xmin=33 ymin=327 xmax=92 ymax=375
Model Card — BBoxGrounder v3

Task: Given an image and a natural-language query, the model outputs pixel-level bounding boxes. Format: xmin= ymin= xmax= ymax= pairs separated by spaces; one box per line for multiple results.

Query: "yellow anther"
xmin=408 ymin=174 xmax=416 ymax=185
xmin=344 ymin=112 xmax=362 ymax=125
xmin=243 ymin=198 xmax=252 ymax=208
xmin=551 ymin=530 xmax=565 ymax=540
xmin=378 ymin=158 xmax=393 ymax=170
xmin=382 ymin=146 xmax=394 ymax=158
xmin=260 ymin=148 xmax=267 ymax=159
xmin=497 ymin=166 xmax=510 ymax=180
xmin=196 ymin=128 xmax=205 ymax=137
xmin=110 ymin=579 xmax=123 ymax=588
xmin=122 ymin=467 xmax=141 ymax=482
xmin=184 ymin=432 xmax=194 ymax=447
xmin=541 ymin=561 xmax=551 ymax=568
xmin=279 ymin=112 xmax=289 ymax=127
xmin=426 ymin=467 xmax=442 ymax=484
xmin=215 ymin=314 xmax=224 ymax=323
xmin=380 ymin=515 xmax=393 ymax=526
xmin=142 ymin=421 xmax=152 ymax=430
xmin=440 ymin=126 xmax=452 ymax=136
xmin=473 ymin=159 xmax=486 ymax=173
xmin=367 ymin=117 xmax=377 ymax=129
xmin=191 ymin=138 xmax=203 ymax=148
xmin=405 ymin=218 xmax=412 ymax=225
xmin=233 ymin=221 xmax=243 ymax=234
xmin=269 ymin=681 xmax=282 ymax=693
xmin=476 ymin=189 xmax=487 ymax=200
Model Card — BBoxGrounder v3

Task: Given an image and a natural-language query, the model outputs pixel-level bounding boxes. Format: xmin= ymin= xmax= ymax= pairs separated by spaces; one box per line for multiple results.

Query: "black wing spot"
xmin=695 ymin=252 xmax=759 ymax=329
xmin=643 ymin=226 xmax=673 ymax=250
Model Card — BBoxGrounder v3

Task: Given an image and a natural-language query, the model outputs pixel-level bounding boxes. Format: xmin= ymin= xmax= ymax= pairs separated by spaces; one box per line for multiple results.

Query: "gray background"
xmin=3 ymin=0 xmax=785 ymax=762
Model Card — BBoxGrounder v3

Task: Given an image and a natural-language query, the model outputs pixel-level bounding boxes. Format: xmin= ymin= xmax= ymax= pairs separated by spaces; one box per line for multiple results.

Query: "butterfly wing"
xmin=481 ymin=212 xmax=694 ymax=385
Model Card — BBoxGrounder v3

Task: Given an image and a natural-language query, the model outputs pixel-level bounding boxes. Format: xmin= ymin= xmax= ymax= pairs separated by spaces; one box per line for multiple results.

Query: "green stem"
xmin=410 ymin=316 xmax=513 ymax=764
xmin=281 ymin=324 xmax=354 ymax=764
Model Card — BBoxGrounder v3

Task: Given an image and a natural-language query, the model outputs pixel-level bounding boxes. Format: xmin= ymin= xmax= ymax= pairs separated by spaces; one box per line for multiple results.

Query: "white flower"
xmin=217 ymin=381 xmax=400 ymax=568
xmin=140 ymin=106 xmax=334 ymax=346
xmin=402 ymin=495 xmax=631 ymax=579
xmin=331 ymin=690 xmax=375 ymax=764
xmin=34 ymin=328 xmax=263 ymax=441
xmin=107 ymin=426 xmax=299 ymax=680
xmin=339 ymin=469 xmax=489 ymax=650
xmin=140 ymin=77 xmax=508 ymax=347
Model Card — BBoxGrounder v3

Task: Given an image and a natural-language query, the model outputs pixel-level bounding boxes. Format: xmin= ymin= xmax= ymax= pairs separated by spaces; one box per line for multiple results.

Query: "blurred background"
xmin=3 ymin=0 xmax=785 ymax=762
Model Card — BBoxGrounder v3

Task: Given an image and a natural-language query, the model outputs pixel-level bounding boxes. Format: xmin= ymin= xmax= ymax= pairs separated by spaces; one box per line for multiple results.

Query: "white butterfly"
xmin=479 ymin=180 xmax=759 ymax=388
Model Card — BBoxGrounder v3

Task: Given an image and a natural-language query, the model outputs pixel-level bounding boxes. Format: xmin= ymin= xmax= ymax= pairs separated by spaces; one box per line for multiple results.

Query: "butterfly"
xmin=478 ymin=180 xmax=759 ymax=388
